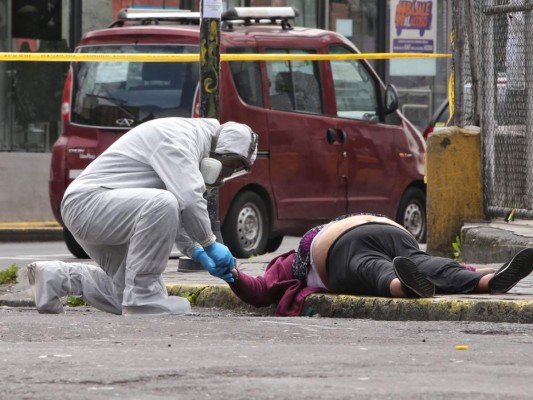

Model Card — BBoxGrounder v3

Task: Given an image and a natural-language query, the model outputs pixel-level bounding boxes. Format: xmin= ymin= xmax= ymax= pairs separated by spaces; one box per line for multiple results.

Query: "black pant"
xmin=327 ymin=223 xmax=485 ymax=297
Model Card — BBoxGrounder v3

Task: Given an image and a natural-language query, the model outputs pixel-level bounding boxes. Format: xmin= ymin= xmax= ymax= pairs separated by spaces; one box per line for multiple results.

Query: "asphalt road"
xmin=1 ymin=307 xmax=532 ymax=399
xmin=0 ymin=240 xmax=183 ymax=269
xmin=0 ymin=237 xmax=415 ymax=271
xmin=0 ymin=241 xmax=77 ymax=269
xmin=0 ymin=238 xmax=301 ymax=269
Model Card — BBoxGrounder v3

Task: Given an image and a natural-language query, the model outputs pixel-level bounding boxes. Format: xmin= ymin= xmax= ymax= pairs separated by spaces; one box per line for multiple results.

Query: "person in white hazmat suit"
xmin=27 ymin=117 xmax=258 ymax=315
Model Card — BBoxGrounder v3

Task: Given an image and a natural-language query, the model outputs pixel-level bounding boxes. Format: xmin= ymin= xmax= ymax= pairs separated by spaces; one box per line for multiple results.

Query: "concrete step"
xmin=0 ymin=221 xmax=63 ymax=242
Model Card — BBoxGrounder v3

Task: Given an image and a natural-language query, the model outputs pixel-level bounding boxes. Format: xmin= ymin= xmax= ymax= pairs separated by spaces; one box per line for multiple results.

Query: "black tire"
xmin=396 ymin=187 xmax=427 ymax=243
xmin=222 ymin=191 xmax=269 ymax=258
xmin=265 ymin=235 xmax=284 ymax=253
xmin=64 ymin=227 xmax=89 ymax=259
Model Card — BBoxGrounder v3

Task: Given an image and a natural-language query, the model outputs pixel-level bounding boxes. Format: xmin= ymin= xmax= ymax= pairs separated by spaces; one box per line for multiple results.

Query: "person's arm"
xmin=229 ymin=268 xmax=279 ymax=307
xmin=174 ymin=219 xmax=198 ymax=258
xmin=150 ymin=136 xmax=234 ymax=281
xmin=229 ymin=251 xmax=298 ymax=308
xmin=149 ymin=138 xmax=215 ymax=247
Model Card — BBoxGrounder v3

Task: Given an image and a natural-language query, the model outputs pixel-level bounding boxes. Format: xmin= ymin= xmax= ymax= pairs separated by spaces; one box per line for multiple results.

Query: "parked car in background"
xmin=424 ymin=73 xmax=512 ymax=140
xmin=50 ymin=7 xmax=427 ymax=259
xmin=423 ymin=99 xmax=449 ymax=140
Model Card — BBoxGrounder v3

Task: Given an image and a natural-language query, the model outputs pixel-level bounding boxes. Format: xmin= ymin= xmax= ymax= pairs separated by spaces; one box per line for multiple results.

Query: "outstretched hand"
xmin=192 ymin=247 xmax=234 ymax=283
xmin=204 ymin=242 xmax=235 ymax=270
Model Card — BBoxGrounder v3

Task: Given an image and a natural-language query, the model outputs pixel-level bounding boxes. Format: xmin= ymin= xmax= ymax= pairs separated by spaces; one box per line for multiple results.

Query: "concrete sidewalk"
xmin=462 ymin=219 xmax=533 ymax=263
xmin=2 ymin=220 xmax=533 ymax=322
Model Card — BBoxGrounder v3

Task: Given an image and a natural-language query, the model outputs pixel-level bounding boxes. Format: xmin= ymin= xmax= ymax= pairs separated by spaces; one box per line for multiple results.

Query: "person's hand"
xmin=192 ymin=247 xmax=234 ymax=283
xmin=204 ymin=242 xmax=235 ymax=271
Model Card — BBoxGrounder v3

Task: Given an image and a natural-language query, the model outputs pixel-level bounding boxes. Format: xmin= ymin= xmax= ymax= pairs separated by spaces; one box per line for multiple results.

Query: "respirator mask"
xmin=200 ymin=157 xmax=223 ymax=187
xmin=200 ymin=125 xmax=258 ymax=188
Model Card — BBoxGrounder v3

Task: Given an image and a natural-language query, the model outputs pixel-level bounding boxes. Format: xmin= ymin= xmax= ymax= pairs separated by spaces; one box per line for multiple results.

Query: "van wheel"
xmin=64 ymin=228 xmax=89 ymax=259
xmin=265 ymin=235 xmax=284 ymax=253
xmin=222 ymin=191 xmax=269 ymax=258
xmin=396 ymin=187 xmax=427 ymax=243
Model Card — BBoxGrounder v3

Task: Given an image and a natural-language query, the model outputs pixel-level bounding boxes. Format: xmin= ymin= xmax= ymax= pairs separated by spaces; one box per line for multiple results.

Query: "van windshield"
xmin=71 ymin=44 xmax=199 ymax=128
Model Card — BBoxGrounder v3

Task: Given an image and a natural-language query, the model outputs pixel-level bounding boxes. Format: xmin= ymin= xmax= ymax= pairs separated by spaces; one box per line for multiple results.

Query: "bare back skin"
xmin=311 ymin=215 xmax=409 ymax=289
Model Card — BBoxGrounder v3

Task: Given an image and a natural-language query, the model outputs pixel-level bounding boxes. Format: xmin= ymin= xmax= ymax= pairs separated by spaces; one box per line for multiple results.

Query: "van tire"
xmin=64 ymin=228 xmax=89 ymax=259
xmin=222 ymin=191 xmax=269 ymax=258
xmin=396 ymin=187 xmax=427 ymax=243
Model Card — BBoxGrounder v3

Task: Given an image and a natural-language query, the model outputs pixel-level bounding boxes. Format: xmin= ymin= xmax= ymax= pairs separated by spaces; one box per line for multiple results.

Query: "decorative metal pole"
xmin=179 ymin=0 xmax=223 ymax=271
xmin=199 ymin=0 xmax=223 ymax=241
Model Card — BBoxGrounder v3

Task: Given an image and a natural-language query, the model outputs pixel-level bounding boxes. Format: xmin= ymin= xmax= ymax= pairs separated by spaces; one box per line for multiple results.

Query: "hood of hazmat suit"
xmin=201 ymin=122 xmax=258 ymax=187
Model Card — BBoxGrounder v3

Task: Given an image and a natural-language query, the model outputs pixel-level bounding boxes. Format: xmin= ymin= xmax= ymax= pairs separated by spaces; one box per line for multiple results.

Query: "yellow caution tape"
xmin=448 ymin=69 xmax=454 ymax=125
xmin=447 ymin=29 xmax=455 ymax=125
xmin=0 ymin=52 xmax=451 ymax=62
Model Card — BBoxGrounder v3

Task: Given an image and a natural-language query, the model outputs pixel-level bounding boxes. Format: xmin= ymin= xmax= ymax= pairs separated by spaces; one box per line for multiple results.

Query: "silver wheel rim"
xmin=403 ymin=202 xmax=424 ymax=240
xmin=236 ymin=202 xmax=263 ymax=252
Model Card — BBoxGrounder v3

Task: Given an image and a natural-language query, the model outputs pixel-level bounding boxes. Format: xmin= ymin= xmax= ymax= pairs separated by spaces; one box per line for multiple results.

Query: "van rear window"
xmin=71 ymin=44 xmax=199 ymax=128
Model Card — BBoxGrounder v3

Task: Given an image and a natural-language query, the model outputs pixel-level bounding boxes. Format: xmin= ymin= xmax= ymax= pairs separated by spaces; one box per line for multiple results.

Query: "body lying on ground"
xmin=228 ymin=214 xmax=533 ymax=316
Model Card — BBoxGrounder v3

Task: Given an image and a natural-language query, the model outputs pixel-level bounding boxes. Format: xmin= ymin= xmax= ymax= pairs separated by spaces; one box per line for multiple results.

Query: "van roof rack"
xmin=110 ymin=7 xmax=299 ymax=30
xmin=118 ymin=8 xmax=198 ymax=20
xmin=111 ymin=8 xmax=200 ymax=27
xmin=222 ymin=7 xmax=299 ymax=31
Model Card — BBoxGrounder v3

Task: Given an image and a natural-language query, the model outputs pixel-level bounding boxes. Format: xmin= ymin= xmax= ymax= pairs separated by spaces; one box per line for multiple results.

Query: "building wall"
xmin=0 ymin=153 xmax=54 ymax=221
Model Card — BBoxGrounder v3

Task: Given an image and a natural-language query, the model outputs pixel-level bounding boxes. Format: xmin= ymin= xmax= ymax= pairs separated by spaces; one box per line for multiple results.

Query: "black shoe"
xmin=488 ymin=248 xmax=533 ymax=294
xmin=392 ymin=257 xmax=435 ymax=298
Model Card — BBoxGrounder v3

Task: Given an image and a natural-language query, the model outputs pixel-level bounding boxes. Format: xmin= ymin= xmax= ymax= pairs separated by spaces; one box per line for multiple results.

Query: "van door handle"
xmin=326 ymin=128 xmax=336 ymax=144
xmin=337 ymin=129 xmax=347 ymax=144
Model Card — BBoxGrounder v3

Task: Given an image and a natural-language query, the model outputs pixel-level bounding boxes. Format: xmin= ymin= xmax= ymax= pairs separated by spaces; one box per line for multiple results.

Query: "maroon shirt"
xmin=229 ymin=250 xmax=327 ymax=316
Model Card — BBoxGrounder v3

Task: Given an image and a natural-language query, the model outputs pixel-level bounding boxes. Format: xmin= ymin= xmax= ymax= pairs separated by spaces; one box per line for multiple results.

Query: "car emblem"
xmin=116 ymin=118 xmax=134 ymax=127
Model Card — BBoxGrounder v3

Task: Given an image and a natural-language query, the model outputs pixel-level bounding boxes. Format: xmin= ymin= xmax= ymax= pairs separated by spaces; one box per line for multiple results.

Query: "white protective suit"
xmin=28 ymin=118 xmax=257 ymax=315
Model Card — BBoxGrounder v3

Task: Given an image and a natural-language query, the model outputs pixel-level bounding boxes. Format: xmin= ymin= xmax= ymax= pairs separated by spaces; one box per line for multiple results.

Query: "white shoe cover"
xmin=122 ymin=296 xmax=191 ymax=316
xmin=27 ymin=261 xmax=123 ymax=315
xmin=27 ymin=261 xmax=66 ymax=314
xmin=27 ymin=261 xmax=190 ymax=315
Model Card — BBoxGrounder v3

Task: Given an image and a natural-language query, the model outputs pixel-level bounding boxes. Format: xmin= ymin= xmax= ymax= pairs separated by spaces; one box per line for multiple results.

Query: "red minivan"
xmin=50 ymin=7 xmax=427 ymax=258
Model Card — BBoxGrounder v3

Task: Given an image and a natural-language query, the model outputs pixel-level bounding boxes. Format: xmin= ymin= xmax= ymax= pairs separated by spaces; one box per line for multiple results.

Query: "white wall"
xmin=0 ymin=153 xmax=55 ymax=221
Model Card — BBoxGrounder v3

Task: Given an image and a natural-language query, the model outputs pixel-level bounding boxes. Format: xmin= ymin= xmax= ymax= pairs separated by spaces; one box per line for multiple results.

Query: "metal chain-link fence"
xmin=453 ymin=0 xmax=533 ymax=219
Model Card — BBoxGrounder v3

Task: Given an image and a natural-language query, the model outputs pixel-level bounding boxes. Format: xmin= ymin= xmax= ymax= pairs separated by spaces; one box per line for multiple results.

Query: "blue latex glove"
xmin=204 ymin=242 xmax=235 ymax=271
xmin=192 ymin=247 xmax=234 ymax=283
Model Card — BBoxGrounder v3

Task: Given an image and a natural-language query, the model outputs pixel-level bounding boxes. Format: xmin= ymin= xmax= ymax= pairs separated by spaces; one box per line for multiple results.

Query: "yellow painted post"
xmin=426 ymin=127 xmax=485 ymax=255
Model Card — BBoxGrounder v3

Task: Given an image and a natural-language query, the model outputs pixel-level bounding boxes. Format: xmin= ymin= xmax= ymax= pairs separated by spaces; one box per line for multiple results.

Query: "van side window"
xmin=227 ymin=47 xmax=263 ymax=107
xmin=265 ymin=48 xmax=323 ymax=114
xmin=329 ymin=45 xmax=379 ymax=121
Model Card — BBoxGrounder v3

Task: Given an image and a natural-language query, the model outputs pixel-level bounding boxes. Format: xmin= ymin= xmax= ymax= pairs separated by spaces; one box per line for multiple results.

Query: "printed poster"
xmin=389 ymin=0 xmax=437 ymax=76
xmin=202 ymin=0 xmax=222 ymax=19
